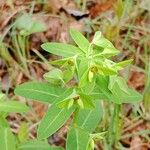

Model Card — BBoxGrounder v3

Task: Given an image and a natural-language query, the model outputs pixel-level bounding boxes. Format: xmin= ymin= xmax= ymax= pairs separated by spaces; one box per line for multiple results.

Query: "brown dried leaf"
xmin=89 ymin=0 xmax=114 ymax=18
xmin=128 ymin=71 xmax=145 ymax=91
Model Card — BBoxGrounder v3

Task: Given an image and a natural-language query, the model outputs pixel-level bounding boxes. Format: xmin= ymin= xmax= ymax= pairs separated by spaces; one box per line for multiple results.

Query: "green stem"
xmin=26 ymin=36 xmax=30 ymax=58
xmin=12 ymin=34 xmax=22 ymax=62
xmin=87 ymin=43 xmax=93 ymax=57
xmin=143 ymin=68 xmax=150 ymax=114
xmin=108 ymin=103 xmax=121 ymax=149
xmin=73 ymin=107 xmax=79 ymax=126
xmin=143 ymin=40 xmax=150 ymax=113
xmin=17 ymin=34 xmax=30 ymax=75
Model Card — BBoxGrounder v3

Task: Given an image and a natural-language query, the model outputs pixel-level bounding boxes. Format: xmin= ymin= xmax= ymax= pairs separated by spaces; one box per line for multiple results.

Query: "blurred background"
xmin=0 ymin=0 xmax=150 ymax=149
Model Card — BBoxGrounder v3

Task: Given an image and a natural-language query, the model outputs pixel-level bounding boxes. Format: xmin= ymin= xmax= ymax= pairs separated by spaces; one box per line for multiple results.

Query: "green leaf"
xmin=50 ymin=58 xmax=76 ymax=83
xmin=15 ymin=82 xmax=64 ymax=104
xmin=56 ymin=88 xmax=78 ymax=108
xmin=78 ymin=59 xmax=88 ymax=78
xmin=77 ymin=98 xmax=84 ymax=109
xmin=77 ymin=101 xmax=102 ymax=132
xmin=96 ymin=76 xmax=117 ymax=102
xmin=50 ymin=58 xmax=68 ymax=66
xmin=96 ymin=76 xmax=143 ymax=104
xmin=0 ymin=117 xmax=9 ymax=128
xmin=18 ymin=140 xmax=64 ymax=150
xmin=79 ymin=94 xmax=95 ymax=109
xmin=15 ymin=14 xmax=45 ymax=36
xmin=88 ymin=85 xmax=107 ymax=100
xmin=0 ymin=93 xmax=5 ymax=101
xmin=38 ymin=105 xmax=74 ymax=139
xmin=67 ymin=99 xmax=74 ymax=109
xmin=113 ymin=59 xmax=133 ymax=69
xmin=63 ymin=66 xmax=75 ymax=83
xmin=15 ymin=14 xmax=32 ymax=31
xmin=123 ymin=89 xmax=143 ymax=103
xmin=88 ymin=139 xmax=95 ymax=150
xmin=0 ymin=127 xmax=16 ymax=150
xmin=0 ymin=101 xmax=29 ymax=113
xmin=70 ymin=28 xmax=90 ymax=52
xmin=108 ymin=76 xmax=142 ymax=103
xmin=108 ymin=76 xmax=129 ymax=94
xmin=80 ymin=81 xmax=96 ymax=94
xmin=93 ymin=36 xmax=114 ymax=48
xmin=95 ymin=47 xmax=120 ymax=58
xmin=41 ymin=43 xmax=83 ymax=58
xmin=18 ymin=122 xmax=29 ymax=143
xmin=78 ymin=59 xmax=90 ymax=87
xmin=92 ymin=31 xmax=102 ymax=44
xmin=97 ymin=65 xmax=117 ymax=75
xmin=110 ymin=83 xmax=143 ymax=103
xmin=43 ymin=68 xmax=63 ymax=85
xmin=79 ymin=70 xmax=89 ymax=87
xmin=93 ymin=32 xmax=119 ymax=58
xmin=95 ymin=59 xmax=123 ymax=74
xmin=50 ymin=57 xmax=74 ymax=66
xmin=66 ymin=127 xmax=90 ymax=150
xmin=56 ymin=99 xmax=71 ymax=109
xmin=29 ymin=21 xmax=46 ymax=34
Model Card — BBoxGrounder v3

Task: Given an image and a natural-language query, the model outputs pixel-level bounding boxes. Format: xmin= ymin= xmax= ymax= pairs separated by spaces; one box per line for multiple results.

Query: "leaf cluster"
xmin=14 ymin=29 xmax=142 ymax=150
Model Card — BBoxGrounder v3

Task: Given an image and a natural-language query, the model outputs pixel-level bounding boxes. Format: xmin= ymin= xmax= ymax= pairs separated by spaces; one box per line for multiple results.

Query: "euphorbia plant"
xmin=0 ymin=92 xmax=63 ymax=150
xmin=15 ymin=29 xmax=142 ymax=149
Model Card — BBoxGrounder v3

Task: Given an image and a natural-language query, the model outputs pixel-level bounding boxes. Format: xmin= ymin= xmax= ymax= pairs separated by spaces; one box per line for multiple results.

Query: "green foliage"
xmin=0 ymin=42 xmax=14 ymax=65
xmin=18 ymin=140 xmax=64 ymax=150
xmin=38 ymin=105 xmax=74 ymax=139
xmin=15 ymin=13 xmax=46 ymax=36
xmin=6 ymin=13 xmax=47 ymax=77
xmin=97 ymin=75 xmax=142 ymax=104
xmin=41 ymin=43 xmax=83 ymax=58
xmin=18 ymin=123 xmax=29 ymax=143
xmin=66 ymin=127 xmax=90 ymax=150
xmin=0 ymin=101 xmax=29 ymax=113
xmin=0 ymin=92 xmax=29 ymax=150
xmin=77 ymin=101 xmax=102 ymax=132
xmin=15 ymin=29 xmax=142 ymax=149
xmin=69 ymin=28 xmax=90 ymax=52
xmin=0 ymin=93 xmax=29 ymax=113
xmin=0 ymin=127 xmax=16 ymax=150
xmin=0 ymin=92 xmax=64 ymax=150
xmin=15 ymin=82 xmax=65 ymax=104
xmin=44 ymin=68 xmax=64 ymax=85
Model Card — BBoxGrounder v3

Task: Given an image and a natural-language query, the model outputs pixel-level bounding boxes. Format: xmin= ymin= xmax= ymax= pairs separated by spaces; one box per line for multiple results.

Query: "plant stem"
xmin=26 ymin=36 xmax=30 ymax=58
xmin=143 ymin=40 xmax=150 ymax=114
xmin=108 ymin=103 xmax=121 ymax=149
xmin=17 ymin=34 xmax=30 ymax=75
xmin=143 ymin=87 xmax=150 ymax=119
xmin=73 ymin=107 xmax=79 ymax=126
